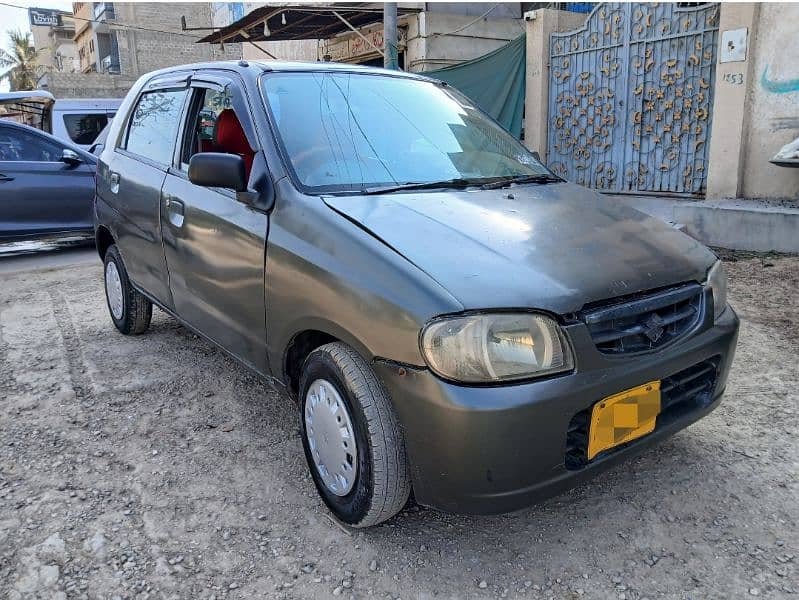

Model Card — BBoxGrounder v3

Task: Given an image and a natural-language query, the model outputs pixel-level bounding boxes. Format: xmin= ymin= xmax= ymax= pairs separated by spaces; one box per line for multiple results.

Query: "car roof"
xmin=0 ymin=90 xmax=56 ymax=104
xmin=140 ymin=59 xmax=436 ymax=84
xmin=0 ymin=118 xmax=96 ymax=162
xmin=252 ymin=60 xmax=431 ymax=79
xmin=53 ymin=98 xmax=123 ymax=110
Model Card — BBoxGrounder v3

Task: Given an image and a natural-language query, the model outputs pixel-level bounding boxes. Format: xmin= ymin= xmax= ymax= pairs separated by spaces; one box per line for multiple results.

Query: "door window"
xmin=179 ymin=86 xmax=255 ymax=181
xmin=124 ymin=88 xmax=188 ymax=166
xmin=63 ymin=113 xmax=109 ymax=145
xmin=0 ymin=126 xmax=64 ymax=162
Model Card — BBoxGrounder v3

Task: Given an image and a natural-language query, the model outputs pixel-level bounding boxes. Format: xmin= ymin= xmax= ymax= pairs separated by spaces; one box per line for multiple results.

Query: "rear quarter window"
xmin=124 ymin=89 xmax=188 ymax=166
xmin=63 ymin=113 xmax=108 ymax=145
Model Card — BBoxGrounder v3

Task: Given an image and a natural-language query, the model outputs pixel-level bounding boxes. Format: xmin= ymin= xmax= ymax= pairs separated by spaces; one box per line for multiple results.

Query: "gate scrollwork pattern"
xmin=548 ymin=3 xmax=719 ymax=194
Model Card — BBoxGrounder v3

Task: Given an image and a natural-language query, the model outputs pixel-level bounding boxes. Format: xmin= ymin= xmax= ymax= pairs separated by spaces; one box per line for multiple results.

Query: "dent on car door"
xmin=0 ymin=124 xmax=94 ymax=239
xmin=103 ymin=86 xmax=189 ymax=308
xmin=159 ymin=78 xmax=269 ymax=372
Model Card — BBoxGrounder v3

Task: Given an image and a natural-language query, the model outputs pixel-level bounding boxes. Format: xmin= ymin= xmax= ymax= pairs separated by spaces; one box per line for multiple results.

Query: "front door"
xmin=0 ymin=123 xmax=95 ymax=239
xmin=159 ymin=76 xmax=268 ymax=372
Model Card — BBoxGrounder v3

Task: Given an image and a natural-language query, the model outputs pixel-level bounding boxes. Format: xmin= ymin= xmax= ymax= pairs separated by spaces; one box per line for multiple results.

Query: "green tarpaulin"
xmin=427 ymin=34 xmax=526 ymax=138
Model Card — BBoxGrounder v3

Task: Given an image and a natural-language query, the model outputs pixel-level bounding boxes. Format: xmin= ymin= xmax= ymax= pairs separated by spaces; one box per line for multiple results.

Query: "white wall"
xmin=742 ymin=3 xmax=799 ymax=198
xmin=407 ymin=11 xmax=524 ymax=73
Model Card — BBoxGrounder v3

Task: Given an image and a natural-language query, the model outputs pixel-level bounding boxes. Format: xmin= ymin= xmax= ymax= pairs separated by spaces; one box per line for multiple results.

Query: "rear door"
xmin=99 ymin=77 xmax=190 ymax=308
xmin=0 ymin=123 xmax=95 ymax=239
xmin=159 ymin=73 xmax=269 ymax=372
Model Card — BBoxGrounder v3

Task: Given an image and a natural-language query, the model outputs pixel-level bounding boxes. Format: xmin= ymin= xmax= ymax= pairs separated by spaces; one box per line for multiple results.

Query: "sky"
xmin=0 ymin=0 xmax=73 ymax=91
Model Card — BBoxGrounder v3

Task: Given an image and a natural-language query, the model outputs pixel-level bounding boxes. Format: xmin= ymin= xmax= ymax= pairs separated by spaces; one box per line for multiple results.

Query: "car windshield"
xmin=261 ymin=71 xmax=550 ymax=193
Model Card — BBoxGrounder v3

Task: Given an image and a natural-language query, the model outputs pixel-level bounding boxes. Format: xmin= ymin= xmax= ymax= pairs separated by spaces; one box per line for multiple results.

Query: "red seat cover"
xmin=214 ymin=109 xmax=254 ymax=179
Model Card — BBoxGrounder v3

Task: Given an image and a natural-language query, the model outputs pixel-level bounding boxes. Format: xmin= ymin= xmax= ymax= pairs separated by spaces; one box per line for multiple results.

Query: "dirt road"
xmin=1 ymin=254 xmax=796 ymax=599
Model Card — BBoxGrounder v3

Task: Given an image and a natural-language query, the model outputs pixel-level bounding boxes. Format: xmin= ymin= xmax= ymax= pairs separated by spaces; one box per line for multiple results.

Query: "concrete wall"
xmin=742 ymin=3 xmax=799 ymax=198
xmin=243 ymin=40 xmax=318 ymax=62
xmin=37 ymin=72 xmax=136 ymax=98
xmin=426 ymin=3 xmax=522 ymax=20
xmin=706 ymin=3 xmax=799 ymax=200
xmin=407 ymin=10 xmax=524 ymax=72
xmin=522 ymin=9 xmax=586 ymax=159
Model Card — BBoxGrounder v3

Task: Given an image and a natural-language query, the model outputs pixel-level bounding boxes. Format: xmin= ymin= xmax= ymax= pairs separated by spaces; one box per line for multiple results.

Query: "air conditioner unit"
xmin=101 ymin=55 xmax=120 ymax=74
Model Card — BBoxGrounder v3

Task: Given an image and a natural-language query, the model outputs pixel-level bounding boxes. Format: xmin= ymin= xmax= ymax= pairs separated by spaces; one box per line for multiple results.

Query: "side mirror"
xmin=188 ymin=152 xmax=247 ymax=192
xmin=531 ymin=151 xmax=542 ymax=162
xmin=61 ymin=148 xmax=82 ymax=166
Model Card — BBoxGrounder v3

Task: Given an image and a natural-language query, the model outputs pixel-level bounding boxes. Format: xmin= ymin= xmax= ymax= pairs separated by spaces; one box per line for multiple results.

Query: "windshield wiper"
xmin=359 ymin=174 xmax=562 ymax=195
xmin=479 ymin=174 xmax=563 ymax=189
xmin=362 ymin=177 xmax=503 ymax=195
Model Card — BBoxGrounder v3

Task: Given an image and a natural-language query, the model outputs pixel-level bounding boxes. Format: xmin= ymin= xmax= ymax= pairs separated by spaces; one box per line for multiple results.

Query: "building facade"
xmin=72 ymin=2 xmax=119 ymax=74
xmin=72 ymin=2 xmax=241 ymax=76
xmin=29 ymin=8 xmax=78 ymax=74
xmin=523 ymin=2 xmax=798 ymax=202
xmin=214 ymin=3 xmax=527 ymax=69
xmin=38 ymin=2 xmax=241 ymax=98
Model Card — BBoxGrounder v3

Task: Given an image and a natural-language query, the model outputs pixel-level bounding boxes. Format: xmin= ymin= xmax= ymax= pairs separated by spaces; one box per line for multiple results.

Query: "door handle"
xmin=167 ymin=197 xmax=185 ymax=229
xmin=0 ymin=174 xmax=14 ymax=182
xmin=109 ymin=171 xmax=120 ymax=193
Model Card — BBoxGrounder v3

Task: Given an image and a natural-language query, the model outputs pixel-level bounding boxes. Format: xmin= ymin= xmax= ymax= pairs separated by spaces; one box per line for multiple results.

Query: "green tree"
xmin=0 ymin=30 xmax=40 ymax=91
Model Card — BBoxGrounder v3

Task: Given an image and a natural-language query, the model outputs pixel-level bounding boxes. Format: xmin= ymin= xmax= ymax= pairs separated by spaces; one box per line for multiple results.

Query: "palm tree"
xmin=0 ymin=30 xmax=40 ymax=91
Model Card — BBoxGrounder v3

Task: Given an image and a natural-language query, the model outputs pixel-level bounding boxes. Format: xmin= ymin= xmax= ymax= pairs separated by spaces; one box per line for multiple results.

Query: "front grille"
xmin=564 ymin=357 xmax=719 ymax=470
xmin=582 ymin=284 xmax=703 ymax=354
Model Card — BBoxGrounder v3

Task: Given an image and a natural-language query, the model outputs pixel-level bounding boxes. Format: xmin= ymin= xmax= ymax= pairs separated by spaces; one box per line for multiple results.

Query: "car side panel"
xmin=264 ymin=179 xmax=463 ymax=379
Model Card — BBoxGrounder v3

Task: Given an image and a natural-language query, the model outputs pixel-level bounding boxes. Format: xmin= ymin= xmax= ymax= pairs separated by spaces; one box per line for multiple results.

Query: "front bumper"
xmin=373 ymin=305 xmax=739 ymax=514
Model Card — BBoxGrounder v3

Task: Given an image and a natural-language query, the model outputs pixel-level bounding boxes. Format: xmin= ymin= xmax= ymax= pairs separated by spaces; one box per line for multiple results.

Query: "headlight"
xmin=706 ymin=260 xmax=728 ymax=320
xmin=420 ymin=313 xmax=573 ymax=383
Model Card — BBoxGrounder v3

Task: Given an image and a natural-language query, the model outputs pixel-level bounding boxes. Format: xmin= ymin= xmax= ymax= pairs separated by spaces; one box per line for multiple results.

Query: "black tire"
xmin=103 ymin=244 xmax=152 ymax=335
xmin=299 ymin=342 xmax=411 ymax=527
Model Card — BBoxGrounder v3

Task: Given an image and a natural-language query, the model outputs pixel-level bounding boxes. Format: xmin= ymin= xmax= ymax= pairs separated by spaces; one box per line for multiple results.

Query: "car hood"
xmin=323 ymin=182 xmax=717 ymax=315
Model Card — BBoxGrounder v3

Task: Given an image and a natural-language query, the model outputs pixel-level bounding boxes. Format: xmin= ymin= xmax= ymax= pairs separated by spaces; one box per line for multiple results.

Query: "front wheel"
xmin=299 ymin=342 xmax=411 ymax=527
xmin=103 ymin=244 xmax=152 ymax=335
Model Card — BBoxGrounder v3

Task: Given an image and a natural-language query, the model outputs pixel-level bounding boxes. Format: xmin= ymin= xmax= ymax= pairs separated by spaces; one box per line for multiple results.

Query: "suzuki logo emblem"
xmin=643 ymin=313 xmax=665 ymax=343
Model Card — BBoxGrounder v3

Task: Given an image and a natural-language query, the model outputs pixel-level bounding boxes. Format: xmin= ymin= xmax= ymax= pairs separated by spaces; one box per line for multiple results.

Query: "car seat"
xmin=213 ymin=109 xmax=255 ymax=181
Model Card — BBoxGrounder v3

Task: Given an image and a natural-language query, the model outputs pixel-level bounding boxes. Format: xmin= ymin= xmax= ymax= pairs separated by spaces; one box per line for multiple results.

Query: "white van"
xmin=51 ymin=99 xmax=122 ymax=150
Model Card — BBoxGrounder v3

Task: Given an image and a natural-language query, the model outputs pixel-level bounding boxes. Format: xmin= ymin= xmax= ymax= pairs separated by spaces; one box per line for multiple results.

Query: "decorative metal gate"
xmin=547 ymin=3 xmax=719 ymax=195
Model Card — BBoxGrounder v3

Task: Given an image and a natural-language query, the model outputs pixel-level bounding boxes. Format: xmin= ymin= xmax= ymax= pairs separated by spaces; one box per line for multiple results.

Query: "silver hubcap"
xmin=105 ymin=261 xmax=124 ymax=320
xmin=304 ymin=379 xmax=358 ymax=496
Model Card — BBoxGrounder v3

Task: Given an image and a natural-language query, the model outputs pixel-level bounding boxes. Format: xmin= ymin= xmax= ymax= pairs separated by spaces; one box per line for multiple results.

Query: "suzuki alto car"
xmin=94 ymin=61 xmax=738 ymax=527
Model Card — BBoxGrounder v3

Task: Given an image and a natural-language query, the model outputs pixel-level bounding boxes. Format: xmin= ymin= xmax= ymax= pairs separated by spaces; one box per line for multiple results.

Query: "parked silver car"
xmin=94 ymin=61 xmax=738 ymax=527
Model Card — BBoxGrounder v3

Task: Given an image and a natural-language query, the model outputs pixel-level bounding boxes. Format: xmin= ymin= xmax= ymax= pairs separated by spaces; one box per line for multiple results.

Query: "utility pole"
xmin=383 ymin=2 xmax=398 ymax=69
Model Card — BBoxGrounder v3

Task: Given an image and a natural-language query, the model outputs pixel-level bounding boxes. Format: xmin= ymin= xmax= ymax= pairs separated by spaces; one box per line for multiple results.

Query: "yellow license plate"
xmin=587 ymin=381 xmax=661 ymax=460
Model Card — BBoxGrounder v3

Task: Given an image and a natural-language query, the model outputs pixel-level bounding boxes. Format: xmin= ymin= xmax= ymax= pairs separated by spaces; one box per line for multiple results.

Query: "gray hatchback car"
xmin=95 ymin=61 xmax=739 ymax=527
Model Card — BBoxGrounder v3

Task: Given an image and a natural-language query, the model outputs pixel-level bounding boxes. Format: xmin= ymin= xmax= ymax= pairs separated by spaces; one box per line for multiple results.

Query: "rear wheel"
xmin=299 ymin=342 xmax=411 ymax=527
xmin=103 ymin=244 xmax=152 ymax=335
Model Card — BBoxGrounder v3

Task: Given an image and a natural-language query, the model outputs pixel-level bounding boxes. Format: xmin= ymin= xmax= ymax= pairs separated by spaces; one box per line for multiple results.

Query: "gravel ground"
xmin=0 ymin=254 xmax=796 ymax=600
